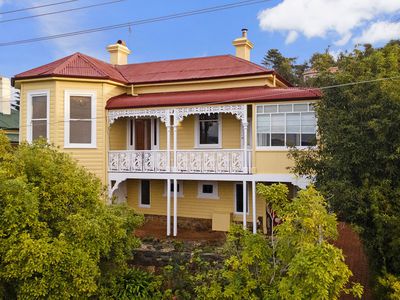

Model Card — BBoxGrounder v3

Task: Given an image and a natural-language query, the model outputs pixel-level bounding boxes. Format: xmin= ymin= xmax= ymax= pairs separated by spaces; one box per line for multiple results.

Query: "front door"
xmin=127 ymin=118 xmax=158 ymax=150
xmin=135 ymin=119 xmax=151 ymax=150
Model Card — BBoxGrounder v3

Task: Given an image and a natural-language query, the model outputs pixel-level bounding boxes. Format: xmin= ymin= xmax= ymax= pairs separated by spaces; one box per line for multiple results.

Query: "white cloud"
xmin=353 ymin=21 xmax=400 ymax=44
xmin=285 ymin=30 xmax=298 ymax=44
xmin=258 ymin=0 xmax=400 ymax=45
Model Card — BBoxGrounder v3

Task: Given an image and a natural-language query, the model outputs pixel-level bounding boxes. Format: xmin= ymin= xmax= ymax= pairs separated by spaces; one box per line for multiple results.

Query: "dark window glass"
xmin=141 ymin=180 xmax=150 ymax=205
xmin=286 ymin=133 xmax=301 ymax=147
xmin=70 ymin=120 xmax=91 ymax=144
xmin=271 ymin=134 xmax=285 ymax=146
xmin=199 ymin=113 xmax=219 ymax=145
xmin=32 ymin=96 xmax=47 ymax=119
xmin=32 ymin=120 xmax=47 ymax=140
xmin=170 ymin=182 xmax=180 ymax=193
xmin=153 ymin=119 xmax=157 ymax=146
xmin=202 ymin=184 xmax=214 ymax=194
xmin=301 ymin=134 xmax=317 ymax=146
xmin=235 ymin=184 xmax=248 ymax=213
xmin=70 ymin=96 xmax=91 ymax=119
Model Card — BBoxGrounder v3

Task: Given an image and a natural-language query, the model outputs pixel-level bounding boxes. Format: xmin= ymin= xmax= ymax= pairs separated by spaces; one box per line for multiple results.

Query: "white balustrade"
xmin=109 ymin=150 xmax=251 ymax=174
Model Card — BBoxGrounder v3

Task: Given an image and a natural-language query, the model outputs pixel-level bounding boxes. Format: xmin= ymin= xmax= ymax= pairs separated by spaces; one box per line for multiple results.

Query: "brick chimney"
xmin=232 ymin=29 xmax=254 ymax=61
xmin=107 ymin=40 xmax=131 ymax=65
xmin=0 ymin=77 xmax=11 ymax=115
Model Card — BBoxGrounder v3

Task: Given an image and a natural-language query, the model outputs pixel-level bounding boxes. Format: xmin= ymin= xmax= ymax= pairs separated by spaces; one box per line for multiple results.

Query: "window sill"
xmin=256 ymin=146 xmax=317 ymax=152
xmin=139 ymin=204 xmax=151 ymax=208
xmin=194 ymin=145 xmax=222 ymax=149
xmin=197 ymin=194 xmax=219 ymax=200
xmin=64 ymin=144 xmax=97 ymax=149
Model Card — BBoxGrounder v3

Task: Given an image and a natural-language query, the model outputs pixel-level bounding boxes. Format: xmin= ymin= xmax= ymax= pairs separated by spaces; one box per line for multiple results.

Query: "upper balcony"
xmin=107 ymin=104 xmax=252 ymax=176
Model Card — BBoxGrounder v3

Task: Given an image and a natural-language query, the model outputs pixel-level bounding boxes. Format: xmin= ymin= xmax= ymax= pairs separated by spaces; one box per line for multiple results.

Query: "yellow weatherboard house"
xmin=13 ymin=30 xmax=320 ymax=236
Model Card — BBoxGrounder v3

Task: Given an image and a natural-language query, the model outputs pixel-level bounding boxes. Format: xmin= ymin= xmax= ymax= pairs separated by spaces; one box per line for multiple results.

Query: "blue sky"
xmin=0 ymin=0 xmax=399 ymax=78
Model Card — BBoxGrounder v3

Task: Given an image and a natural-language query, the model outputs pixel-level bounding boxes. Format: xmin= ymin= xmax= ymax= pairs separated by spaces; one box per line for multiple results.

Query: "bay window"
xmin=256 ymin=103 xmax=316 ymax=148
xmin=64 ymin=91 xmax=96 ymax=148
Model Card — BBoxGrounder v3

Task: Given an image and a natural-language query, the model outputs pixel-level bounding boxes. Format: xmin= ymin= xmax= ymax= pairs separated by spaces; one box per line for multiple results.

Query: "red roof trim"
xmin=106 ymin=87 xmax=321 ymax=110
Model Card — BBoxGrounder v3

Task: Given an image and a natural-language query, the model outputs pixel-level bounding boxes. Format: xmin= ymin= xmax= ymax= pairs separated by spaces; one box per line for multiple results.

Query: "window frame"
xmin=255 ymin=102 xmax=317 ymax=151
xmin=234 ymin=182 xmax=249 ymax=215
xmin=197 ymin=181 xmax=219 ymax=199
xmin=194 ymin=113 xmax=222 ymax=149
xmin=163 ymin=180 xmax=184 ymax=197
xmin=27 ymin=90 xmax=50 ymax=143
xmin=138 ymin=180 xmax=151 ymax=208
xmin=64 ymin=90 xmax=97 ymax=149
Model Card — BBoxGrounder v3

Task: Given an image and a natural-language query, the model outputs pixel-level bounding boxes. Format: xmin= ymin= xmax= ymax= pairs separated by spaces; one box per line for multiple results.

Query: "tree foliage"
xmin=290 ymin=41 xmax=400 ymax=294
xmin=186 ymin=184 xmax=362 ymax=300
xmin=0 ymin=133 xmax=144 ymax=299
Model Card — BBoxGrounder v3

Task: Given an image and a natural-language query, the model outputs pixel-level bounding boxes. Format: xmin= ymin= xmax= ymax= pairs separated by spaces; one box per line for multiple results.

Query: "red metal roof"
xmin=106 ymin=86 xmax=321 ymax=109
xmin=115 ymin=55 xmax=273 ymax=84
xmin=14 ymin=53 xmax=127 ymax=83
xmin=13 ymin=53 xmax=289 ymax=85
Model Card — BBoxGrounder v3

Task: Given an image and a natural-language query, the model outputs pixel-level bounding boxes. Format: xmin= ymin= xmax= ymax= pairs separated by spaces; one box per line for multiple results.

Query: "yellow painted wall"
xmin=109 ymin=118 xmax=127 ymax=150
xmin=20 ymin=80 xmax=125 ymax=183
xmin=254 ymin=151 xmax=293 ymax=174
xmin=127 ymin=179 xmax=265 ymax=222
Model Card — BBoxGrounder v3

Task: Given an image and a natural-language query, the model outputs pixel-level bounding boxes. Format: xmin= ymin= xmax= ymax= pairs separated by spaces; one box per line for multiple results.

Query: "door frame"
xmin=127 ymin=117 xmax=159 ymax=150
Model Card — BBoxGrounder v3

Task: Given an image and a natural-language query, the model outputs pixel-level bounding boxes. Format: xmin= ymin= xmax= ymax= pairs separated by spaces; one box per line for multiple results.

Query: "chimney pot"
xmin=242 ymin=28 xmax=248 ymax=38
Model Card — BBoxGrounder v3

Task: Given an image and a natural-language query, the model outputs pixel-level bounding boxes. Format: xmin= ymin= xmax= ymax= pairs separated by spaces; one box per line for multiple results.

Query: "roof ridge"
xmin=52 ymin=52 xmax=81 ymax=74
xmin=121 ymin=54 xmax=233 ymax=67
xmin=75 ymin=53 xmax=110 ymax=78
xmin=227 ymin=54 xmax=271 ymax=73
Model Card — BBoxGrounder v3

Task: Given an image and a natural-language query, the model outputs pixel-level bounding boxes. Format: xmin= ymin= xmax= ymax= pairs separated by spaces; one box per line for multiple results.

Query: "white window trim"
xmin=27 ymin=90 xmax=50 ymax=143
xmin=163 ymin=180 xmax=184 ymax=197
xmin=197 ymin=181 xmax=219 ymax=200
xmin=64 ymin=90 xmax=97 ymax=149
xmin=194 ymin=113 xmax=222 ymax=149
xmin=234 ymin=182 xmax=249 ymax=215
xmin=138 ymin=180 xmax=151 ymax=208
xmin=255 ymin=103 xmax=317 ymax=151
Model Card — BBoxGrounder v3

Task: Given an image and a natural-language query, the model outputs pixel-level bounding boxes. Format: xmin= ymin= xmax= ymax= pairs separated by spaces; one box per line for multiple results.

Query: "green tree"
xmin=192 ymin=184 xmax=362 ymax=300
xmin=262 ymin=49 xmax=307 ymax=86
xmin=290 ymin=41 xmax=400 ymax=295
xmin=0 ymin=133 xmax=144 ymax=299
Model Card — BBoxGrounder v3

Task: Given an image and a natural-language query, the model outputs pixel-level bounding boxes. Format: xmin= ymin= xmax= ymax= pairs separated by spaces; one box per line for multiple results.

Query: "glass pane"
xmin=309 ymin=103 xmax=316 ymax=111
xmin=200 ymin=121 xmax=219 ymax=144
xmin=256 ymin=106 xmax=263 ymax=113
xmin=286 ymin=133 xmax=301 ymax=147
xmin=271 ymin=133 xmax=285 ymax=146
xmin=301 ymin=112 xmax=316 ymax=133
xmin=141 ymin=180 xmax=150 ymax=205
xmin=236 ymin=184 xmax=243 ymax=213
xmin=257 ymin=133 xmax=270 ymax=146
xmin=271 ymin=113 xmax=285 ymax=132
xmin=199 ymin=113 xmax=218 ymax=121
xmin=263 ymin=105 xmax=277 ymax=113
xmin=257 ymin=114 xmax=270 ymax=133
xmin=32 ymin=120 xmax=47 ymax=140
xmin=302 ymin=134 xmax=317 ymax=146
xmin=202 ymin=184 xmax=214 ymax=194
xmin=70 ymin=120 xmax=91 ymax=144
xmin=286 ymin=113 xmax=300 ymax=133
xmin=32 ymin=96 xmax=47 ymax=119
xmin=278 ymin=104 xmax=292 ymax=112
xmin=294 ymin=103 xmax=308 ymax=112
xmin=70 ymin=96 xmax=91 ymax=119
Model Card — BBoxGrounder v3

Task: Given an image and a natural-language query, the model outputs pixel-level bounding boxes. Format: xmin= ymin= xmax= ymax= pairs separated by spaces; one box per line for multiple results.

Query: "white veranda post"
xmin=243 ymin=180 xmax=247 ymax=229
xmin=173 ymin=179 xmax=178 ymax=236
xmin=252 ymin=180 xmax=256 ymax=234
xmin=167 ymin=179 xmax=171 ymax=236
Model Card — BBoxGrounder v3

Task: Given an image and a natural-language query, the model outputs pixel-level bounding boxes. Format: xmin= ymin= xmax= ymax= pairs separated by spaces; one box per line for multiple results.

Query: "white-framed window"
xmin=139 ymin=180 xmax=151 ymax=208
xmin=256 ymin=103 xmax=317 ymax=149
xmin=197 ymin=181 xmax=219 ymax=199
xmin=27 ymin=90 xmax=49 ymax=142
xmin=64 ymin=90 xmax=96 ymax=148
xmin=234 ymin=183 xmax=249 ymax=214
xmin=164 ymin=180 xmax=183 ymax=197
xmin=195 ymin=113 xmax=222 ymax=148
